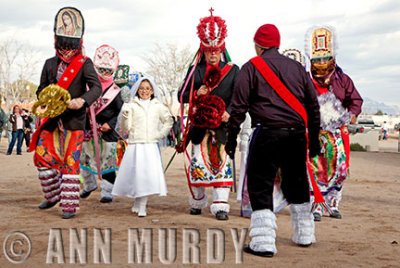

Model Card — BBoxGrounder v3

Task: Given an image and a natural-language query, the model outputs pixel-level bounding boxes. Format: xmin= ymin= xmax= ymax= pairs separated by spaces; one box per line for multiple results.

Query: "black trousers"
xmin=24 ymin=132 xmax=31 ymax=148
xmin=247 ymin=128 xmax=310 ymax=211
xmin=102 ymin=172 xmax=116 ymax=184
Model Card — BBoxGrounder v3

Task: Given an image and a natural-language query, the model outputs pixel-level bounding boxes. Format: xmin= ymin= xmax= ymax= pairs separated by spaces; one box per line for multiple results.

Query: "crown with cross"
xmin=196 ymin=7 xmax=228 ymax=52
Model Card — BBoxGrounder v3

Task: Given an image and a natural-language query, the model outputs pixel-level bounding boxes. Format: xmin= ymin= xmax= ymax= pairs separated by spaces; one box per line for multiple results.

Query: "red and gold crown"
xmin=197 ymin=8 xmax=227 ymax=52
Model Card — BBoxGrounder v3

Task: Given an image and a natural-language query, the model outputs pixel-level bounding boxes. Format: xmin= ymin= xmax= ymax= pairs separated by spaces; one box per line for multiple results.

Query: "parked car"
xmin=347 ymin=124 xmax=364 ymax=134
xmin=356 ymin=119 xmax=383 ymax=139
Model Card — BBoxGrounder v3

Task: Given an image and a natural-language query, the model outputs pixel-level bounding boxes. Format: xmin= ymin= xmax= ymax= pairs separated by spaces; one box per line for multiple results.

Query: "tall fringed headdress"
xmin=304 ymin=25 xmax=338 ymax=60
xmin=282 ymin=49 xmax=305 ymax=66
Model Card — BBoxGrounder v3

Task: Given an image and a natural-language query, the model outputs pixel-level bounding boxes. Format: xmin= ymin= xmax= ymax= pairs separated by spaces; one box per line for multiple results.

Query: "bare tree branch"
xmin=143 ymin=43 xmax=193 ymax=115
xmin=0 ymin=39 xmax=40 ymax=111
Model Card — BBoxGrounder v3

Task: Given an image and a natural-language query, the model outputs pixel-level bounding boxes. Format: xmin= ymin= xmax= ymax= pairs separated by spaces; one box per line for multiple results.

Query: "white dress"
xmin=112 ymin=143 xmax=167 ymax=198
xmin=112 ymin=98 xmax=170 ymax=199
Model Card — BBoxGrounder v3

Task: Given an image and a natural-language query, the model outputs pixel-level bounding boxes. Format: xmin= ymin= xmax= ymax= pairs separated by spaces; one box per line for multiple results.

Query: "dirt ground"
xmin=0 ymin=138 xmax=399 ymax=268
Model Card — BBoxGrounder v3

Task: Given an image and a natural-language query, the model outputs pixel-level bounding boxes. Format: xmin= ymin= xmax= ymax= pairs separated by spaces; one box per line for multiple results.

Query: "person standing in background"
xmin=21 ymin=109 xmax=33 ymax=152
xmin=7 ymin=105 xmax=24 ymax=155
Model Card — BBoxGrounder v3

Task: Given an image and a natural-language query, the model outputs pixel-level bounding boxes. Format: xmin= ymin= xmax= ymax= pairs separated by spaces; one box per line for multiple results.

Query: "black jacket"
xmin=178 ymin=60 xmax=240 ymax=144
xmin=228 ymin=48 xmax=320 ymax=151
xmin=85 ymin=84 xmax=123 ymax=142
xmin=37 ymin=56 xmax=102 ymax=131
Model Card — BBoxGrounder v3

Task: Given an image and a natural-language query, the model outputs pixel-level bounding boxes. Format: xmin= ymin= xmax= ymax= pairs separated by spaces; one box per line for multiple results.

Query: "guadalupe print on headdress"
xmin=305 ymin=25 xmax=352 ymax=216
xmin=55 ymin=7 xmax=84 ymax=38
xmin=114 ymin=65 xmax=132 ymax=103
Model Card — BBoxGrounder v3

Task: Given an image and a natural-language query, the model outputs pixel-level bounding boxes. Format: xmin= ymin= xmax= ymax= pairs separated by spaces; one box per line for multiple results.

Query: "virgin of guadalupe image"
xmin=56 ymin=9 xmax=82 ymax=38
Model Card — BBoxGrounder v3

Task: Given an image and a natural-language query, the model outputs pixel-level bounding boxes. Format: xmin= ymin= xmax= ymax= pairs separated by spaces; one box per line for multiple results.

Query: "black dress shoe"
xmin=100 ymin=196 xmax=113 ymax=203
xmin=330 ymin=210 xmax=342 ymax=219
xmin=62 ymin=211 xmax=75 ymax=219
xmin=298 ymin=243 xmax=312 ymax=247
xmin=38 ymin=200 xmax=59 ymax=209
xmin=190 ymin=208 xmax=201 ymax=215
xmin=80 ymin=188 xmax=97 ymax=198
xmin=216 ymin=211 xmax=229 ymax=220
xmin=243 ymin=244 xmax=274 ymax=257
xmin=313 ymin=212 xmax=321 ymax=221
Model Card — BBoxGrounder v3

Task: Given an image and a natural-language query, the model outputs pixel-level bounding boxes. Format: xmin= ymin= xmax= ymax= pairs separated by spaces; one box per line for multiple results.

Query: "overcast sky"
xmin=0 ymin=0 xmax=399 ymax=105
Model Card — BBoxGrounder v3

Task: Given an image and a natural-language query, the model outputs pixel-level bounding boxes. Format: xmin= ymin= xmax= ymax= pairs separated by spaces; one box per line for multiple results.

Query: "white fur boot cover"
xmin=249 ymin=209 xmax=277 ymax=254
xmin=189 ymin=187 xmax=208 ymax=209
xmin=81 ymin=169 xmax=98 ymax=192
xmin=290 ymin=202 xmax=316 ymax=245
xmin=100 ymin=179 xmax=114 ymax=199
xmin=210 ymin=187 xmax=230 ymax=215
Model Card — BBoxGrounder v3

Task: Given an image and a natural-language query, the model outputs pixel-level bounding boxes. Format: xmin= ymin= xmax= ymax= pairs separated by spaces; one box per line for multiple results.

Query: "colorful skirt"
xmin=309 ymin=129 xmax=348 ymax=197
xmin=189 ymin=130 xmax=233 ymax=187
xmin=33 ymin=127 xmax=83 ymax=175
xmin=80 ymin=136 xmax=118 ymax=175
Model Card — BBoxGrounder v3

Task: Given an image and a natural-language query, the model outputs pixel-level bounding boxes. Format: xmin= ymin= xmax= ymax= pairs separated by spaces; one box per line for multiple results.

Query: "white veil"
xmin=129 ymin=76 xmax=163 ymax=103
xmin=115 ymin=76 xmax=164 ymax=139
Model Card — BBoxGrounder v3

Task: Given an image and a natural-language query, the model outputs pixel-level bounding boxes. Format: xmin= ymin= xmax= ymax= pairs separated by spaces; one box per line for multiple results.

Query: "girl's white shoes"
xmin=132 ymin=196 xmax=148 ymax=217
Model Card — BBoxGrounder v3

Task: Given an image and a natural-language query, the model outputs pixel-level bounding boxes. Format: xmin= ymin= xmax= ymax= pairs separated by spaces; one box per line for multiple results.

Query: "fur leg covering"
xmin=60 ymin=174 xmax=80 ymax=213
xmin=38 ymin=168 xmax=61 ymax=203
xmin=326 ymin=188 xmax=342 ymax=212
xmin=290 ymin=202 xmax=316 ymax=245
xmin=210 ymin=187 xmax=230 ymax=215
xmin=81 ymin=169 xmax=97 ymax=192
xmin=100 ymin=179 xmax=114 ymax=199
xmin=189 ymin=187 xmax=208 ymax=209
xmin=249 ymin=209 xmax=278 ymax=254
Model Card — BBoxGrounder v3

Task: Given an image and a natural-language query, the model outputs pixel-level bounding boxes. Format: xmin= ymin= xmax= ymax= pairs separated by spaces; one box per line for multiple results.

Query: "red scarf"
xmin=56 ymin=48 xmax=81 ymax=63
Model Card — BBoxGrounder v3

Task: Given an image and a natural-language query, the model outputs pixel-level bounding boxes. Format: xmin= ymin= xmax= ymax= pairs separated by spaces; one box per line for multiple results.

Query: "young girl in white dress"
xmin=112 ymin=77 xmax=173 ymax=216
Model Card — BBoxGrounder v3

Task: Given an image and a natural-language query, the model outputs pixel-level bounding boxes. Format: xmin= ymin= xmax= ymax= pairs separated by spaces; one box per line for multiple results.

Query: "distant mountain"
xmin=361 ymin=97 xmax=400 ymax=115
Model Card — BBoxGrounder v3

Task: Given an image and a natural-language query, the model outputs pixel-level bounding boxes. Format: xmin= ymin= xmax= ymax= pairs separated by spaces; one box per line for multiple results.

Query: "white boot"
xmin=210 ymin=187 xmax=230 ymax=215
xmin=131 ymin=199 xmax=139 ymax=214
xmin=290 ymin=202 xmax=316 ymax=246
xmin=136 ymin=196 xmax=148 ymax=217
xmin=189 ymin=187 xmax=208 ymax=209
xmin=248 ymin=209 xmax=277 ymax=255
xmin=100 ymin=179 xmax=114 ymax=203
xmin=81 ymin=169 xmax=98 ymax=192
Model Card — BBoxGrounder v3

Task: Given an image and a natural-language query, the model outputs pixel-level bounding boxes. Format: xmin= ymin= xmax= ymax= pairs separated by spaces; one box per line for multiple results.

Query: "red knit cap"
xmin=254 ymin=24 xmax=280 ymax=48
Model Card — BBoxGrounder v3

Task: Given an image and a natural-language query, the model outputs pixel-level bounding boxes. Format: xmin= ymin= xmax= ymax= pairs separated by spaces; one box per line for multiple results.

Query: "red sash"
xmin=250 ymin=56 xmax=329 ymax=211
xmin=94 ymin=84 xmax=121 ymax=116
xmin=29 ymin=54 xmax=87 ymax=152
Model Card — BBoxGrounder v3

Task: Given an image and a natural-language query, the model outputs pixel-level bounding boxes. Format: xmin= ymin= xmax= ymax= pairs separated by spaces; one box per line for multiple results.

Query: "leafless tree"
xmin=143 ymin=43 xmax=193 ymax=116
xmin=0 ymin=39 xmax=40 ymax=111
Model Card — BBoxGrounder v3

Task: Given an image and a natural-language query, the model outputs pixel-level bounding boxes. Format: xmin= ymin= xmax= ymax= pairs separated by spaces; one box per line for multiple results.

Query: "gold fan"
xmin=32 ymin=84 xmax=71 ymax=118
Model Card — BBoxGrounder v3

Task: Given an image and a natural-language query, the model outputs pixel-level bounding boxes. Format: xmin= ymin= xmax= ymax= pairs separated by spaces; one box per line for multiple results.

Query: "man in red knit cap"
xmin=226 ymin=24 xmax=321 ymax=257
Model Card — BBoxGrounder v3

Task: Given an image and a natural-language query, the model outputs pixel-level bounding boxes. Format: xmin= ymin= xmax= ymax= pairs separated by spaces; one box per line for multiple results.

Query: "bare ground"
xmin=0 ymin=139 xmax=399 ymax=267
